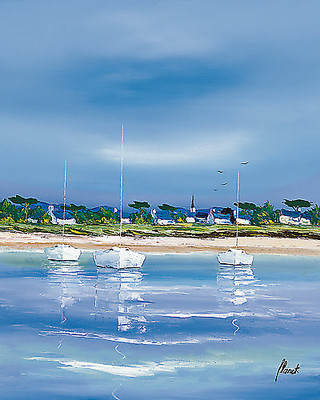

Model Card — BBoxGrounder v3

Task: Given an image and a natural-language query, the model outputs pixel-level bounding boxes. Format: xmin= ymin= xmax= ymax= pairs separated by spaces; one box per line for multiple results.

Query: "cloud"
xmin=1 ymin=0 xmax=320 ymax=205
xmin=0 ymin=1 xmax=215 ymax=71
xmin=2 ymin=0 xmax=320 ymax=72
xmin=98 ymin=131 xmax=254 ymax=167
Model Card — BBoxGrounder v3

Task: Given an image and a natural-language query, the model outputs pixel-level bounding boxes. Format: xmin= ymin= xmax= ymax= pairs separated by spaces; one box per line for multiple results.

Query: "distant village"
xmin=0 ymin=195 xmax=318 ymax=227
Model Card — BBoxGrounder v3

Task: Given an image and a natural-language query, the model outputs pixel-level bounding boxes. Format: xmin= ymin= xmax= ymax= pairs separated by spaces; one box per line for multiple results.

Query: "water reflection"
xmin=46 ymin=261 xmax=87 ymax=323
xmin=217 ymin=264 xmax=256 ymax=306
xmin=95 ymin=269 xmax=147 ymax=333
xmin=0 ymin=252 xmax=318 ymax=400
xmin=217 ymin=264 xmax=257 ymax=336
xmin=44 ymin=259 xmax=150 ymax=335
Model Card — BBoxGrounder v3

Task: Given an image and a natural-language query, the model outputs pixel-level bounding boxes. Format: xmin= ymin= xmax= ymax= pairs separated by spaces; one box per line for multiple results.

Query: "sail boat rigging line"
xmin=235 ymin=171 xmax=240 ymax=249
xmin=44 ymin=159 xmax=81 ymax=262
xmin=119 ymin=125 xmax=124 ymax=247
xmin=62 ymin=160 xmax=67 ymax=237
xmin=92 ymin=126 xmax=145 ymax=269
xmin=217 ymin=164 xmax=253 ymax=266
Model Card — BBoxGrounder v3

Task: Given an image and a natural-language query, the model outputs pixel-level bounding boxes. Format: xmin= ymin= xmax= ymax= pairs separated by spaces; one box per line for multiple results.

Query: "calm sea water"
xmin=0 ymin=251 xmax=319 ymax=399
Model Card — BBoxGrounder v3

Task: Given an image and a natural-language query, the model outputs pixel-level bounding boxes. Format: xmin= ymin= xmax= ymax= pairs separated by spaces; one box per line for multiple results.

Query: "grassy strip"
xmin=1 ymin=222 xmax=320 ymax=239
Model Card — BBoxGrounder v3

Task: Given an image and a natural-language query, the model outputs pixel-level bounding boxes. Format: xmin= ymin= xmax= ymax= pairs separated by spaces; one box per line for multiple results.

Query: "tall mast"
xmin=119 ymin=125 xmax=124 ymax=246
xmin=62 ymin=160 xmax=67 ymax=237
xmin=235 ymin=171 xmax=240 ymax=248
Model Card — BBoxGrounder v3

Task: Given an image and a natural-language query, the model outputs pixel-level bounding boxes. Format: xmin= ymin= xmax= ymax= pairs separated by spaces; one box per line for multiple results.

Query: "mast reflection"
xmin=95 ymin=268 xmax=147 ymax=333
xmin=46 ymin=261 xmax=85 ymax=323
xmin=217 ymin=264 xmax=256 ymax=307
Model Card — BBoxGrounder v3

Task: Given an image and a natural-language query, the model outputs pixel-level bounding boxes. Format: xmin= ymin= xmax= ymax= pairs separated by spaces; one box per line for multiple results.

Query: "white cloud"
xmin=0 ymin=1 xmax=217 ymax=71
xmin=2 ymin=0 xmax=319 ymax=71
xmin=98 ymin=131 xmax=254 ymax=167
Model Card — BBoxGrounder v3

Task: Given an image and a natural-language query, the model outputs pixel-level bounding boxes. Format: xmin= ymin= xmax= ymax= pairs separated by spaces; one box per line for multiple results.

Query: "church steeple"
xmin=190 ymin=194 xmax=196 ymax=213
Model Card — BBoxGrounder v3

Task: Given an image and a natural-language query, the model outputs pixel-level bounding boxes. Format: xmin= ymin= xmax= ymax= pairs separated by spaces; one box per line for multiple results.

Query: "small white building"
xmin=300 ymin=216 xmax=312 ymax=225
xmin=157 ymin=219 xmax=176 ymax=225
xmin=279 ymin=209 xmax=311 ymax=226
xmin=48 ymin=205 xmax=77 ymax=225
xmin=214 ymin=215 xmax=231 ymax=225
xmin=236 ymin=216 xmax=251 ymax=225
xmin=234 ymin=211 xmax=251 ymax=225
xmin=151 ymin=209 xmax=176 ymax=225
xmin=279 ymin=215 xmax=300 ymax=226
xmin=210 ymin=207 xmax=232 ymax=225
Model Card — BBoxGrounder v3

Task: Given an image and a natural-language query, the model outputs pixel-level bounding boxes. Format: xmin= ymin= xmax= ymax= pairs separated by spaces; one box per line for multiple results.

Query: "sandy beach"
xmin=0 ymin=231 xmax=319 ymax=256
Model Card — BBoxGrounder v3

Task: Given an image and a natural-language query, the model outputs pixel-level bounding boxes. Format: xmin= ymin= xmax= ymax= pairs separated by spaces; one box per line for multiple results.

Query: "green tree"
xmin=307 ymin=205 xmax=320 ymax=226
xmin=80 ymin=209 xmax=96 ymax=224
xmin=98 ymin=207 xmax=119 ymax=224
xmin=129 ymin=201 xmax=152 ymax=224
xmin=173 ymin=211 xmax=186 ymax=223
xmin=79 ymin=207 xmax=119 ymax=225
xmin=129 ymin=201 xmax=151 ymax=213
xmin=38 ymin=212 xmax=52 ymax=225
xmin=251 ymin=201 xmax=279 ymax=225
xmin=8 ymin=195 xmax=38 ymax=220
xmin=29 ymin=205 xmax=47 ymax=222
xmin=158 ymin=203 xmax=187 ymax=222
xmin=283 ymin=199 xmax=312 ymax=212
xmin=60 ymin=204 xmax=87 ymax=223
xmin=0 ymin=198 xmax=18 ymax=221
xmin=237 ymin=202 xmax=258 ymax=215
xmin=130 ymin=210 xmax=153 ymax=224
xmin=159 ymin=203 xmax=177 ymax=214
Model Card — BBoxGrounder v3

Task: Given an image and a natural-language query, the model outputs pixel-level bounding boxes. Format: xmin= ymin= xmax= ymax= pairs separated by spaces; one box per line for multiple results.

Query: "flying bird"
xmin=217 ymin=170 xmax=223 ymax=173
xmin=214 ymin=188 xmax=218 ymax=191
xmin=221 ymin=182 xmax=227 ymax=186
xmin=241 ymin=161 xmax=249 ymax=165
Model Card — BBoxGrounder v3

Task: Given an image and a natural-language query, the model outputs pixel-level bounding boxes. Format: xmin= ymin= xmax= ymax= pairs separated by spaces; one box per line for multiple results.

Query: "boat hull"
xmin=217 ymin=248 xmax=253 ymax=266
xmin=45 ymin=244 xmax=81 ymax=262
xmin=93 ymin=247 xmax=145 ymax=269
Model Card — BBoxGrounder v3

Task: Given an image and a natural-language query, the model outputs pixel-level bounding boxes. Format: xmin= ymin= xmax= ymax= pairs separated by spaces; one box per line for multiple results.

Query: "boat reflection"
xmin=95 ymin=269 xmax=147 ymax=333
xmin=46 ymin=261 xmax=86 ymax=323
xmin=217 ymin=264 xmax=256 ymax=306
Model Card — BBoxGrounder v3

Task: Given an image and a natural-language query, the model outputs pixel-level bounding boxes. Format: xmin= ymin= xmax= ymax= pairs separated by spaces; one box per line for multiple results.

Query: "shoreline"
xmin=0 ymin=232 xmax=319 ymax=256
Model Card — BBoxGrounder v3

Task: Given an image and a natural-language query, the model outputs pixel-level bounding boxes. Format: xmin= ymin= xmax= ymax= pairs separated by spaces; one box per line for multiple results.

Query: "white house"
xmin=300 ymin=215 xmax=312 ymax=225
xmin=213 ymin=214 xmax=231 ymax=225
xmin=209 ymin=207 xmax=232 ymax=225
xmin=157 ymin=219 xmax=176 ymax=225
xmin=233 ymin=210 xmax=251 ymax=225
xmin=279 ymin=209 xmax=311 ymax=226
xmin=236 ymin=216 xmax=251 ymax=225
xmin=48 ymin=205 xmax=77 ymax=225
xmin=151 ymin=209 xmax=176 ymax=225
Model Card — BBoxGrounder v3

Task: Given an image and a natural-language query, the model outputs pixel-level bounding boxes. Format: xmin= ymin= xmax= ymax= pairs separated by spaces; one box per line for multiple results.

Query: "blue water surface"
xmin=0 ymin=251 xmax=319 ymax=399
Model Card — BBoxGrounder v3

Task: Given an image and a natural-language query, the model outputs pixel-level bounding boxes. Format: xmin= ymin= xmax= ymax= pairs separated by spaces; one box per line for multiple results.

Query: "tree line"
xmin=0 ymin=195 xmax=319 ymax=226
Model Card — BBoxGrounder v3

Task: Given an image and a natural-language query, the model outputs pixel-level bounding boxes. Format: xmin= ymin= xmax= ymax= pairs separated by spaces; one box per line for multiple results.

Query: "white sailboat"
xmin=217 ymin=171 xmax=253 ymax=266
xmin=45 ymin=161 xmax=81 ymax=262
xmin=93 ymin=126 xmax=146 ymax=269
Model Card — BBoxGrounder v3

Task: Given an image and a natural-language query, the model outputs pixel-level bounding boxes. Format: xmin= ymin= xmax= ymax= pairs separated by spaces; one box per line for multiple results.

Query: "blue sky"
xmin=1 ymin=0 xmax=320 ymax=209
